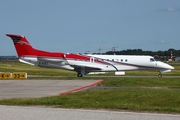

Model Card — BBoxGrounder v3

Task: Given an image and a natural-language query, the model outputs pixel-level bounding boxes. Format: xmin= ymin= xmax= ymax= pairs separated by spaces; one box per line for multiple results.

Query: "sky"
xmin=0 ymin=0 xmax=180 ymax=55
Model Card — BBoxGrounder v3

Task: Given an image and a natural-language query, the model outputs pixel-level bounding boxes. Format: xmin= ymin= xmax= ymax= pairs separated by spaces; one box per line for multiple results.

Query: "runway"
xmin=0 ymin=105 xmax=180 ymax=120
xmin=0 ymin=80 xmax=103 ymax=99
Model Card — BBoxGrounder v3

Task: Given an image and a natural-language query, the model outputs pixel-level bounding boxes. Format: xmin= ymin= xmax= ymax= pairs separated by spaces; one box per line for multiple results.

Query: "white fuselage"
xmin=19 ymin=55 xmax=173 ymax=72
xmin=86 ymin=55 xmax=173 ymax=72
xmin=18 ymin=54 xmax=174 ymax=77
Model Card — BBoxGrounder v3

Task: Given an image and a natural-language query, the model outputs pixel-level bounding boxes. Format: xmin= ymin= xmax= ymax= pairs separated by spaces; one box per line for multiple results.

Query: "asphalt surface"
xmin=0 ymin=105 xmax=180 ymax=120
xmin=0 ymin=80 xmax=102 ymax=99
xmin=0 ymin=78 xmax=180 ymax=119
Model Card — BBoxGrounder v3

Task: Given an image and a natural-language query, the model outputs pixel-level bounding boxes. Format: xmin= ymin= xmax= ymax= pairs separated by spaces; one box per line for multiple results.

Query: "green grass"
xmin=101 ymin=78 xmax=180 ymax=88
xmin=0 ymin=61 xmax=76 ymax=76
xmin=0 ymin=88 xmax=180 ymax=113
xmin=0 ymin=61 xmax=180 ymax=77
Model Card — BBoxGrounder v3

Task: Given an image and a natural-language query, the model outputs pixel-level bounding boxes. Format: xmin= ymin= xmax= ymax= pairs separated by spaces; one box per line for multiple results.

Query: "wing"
xmin=71 ymin=64 xmax=102 ymax=74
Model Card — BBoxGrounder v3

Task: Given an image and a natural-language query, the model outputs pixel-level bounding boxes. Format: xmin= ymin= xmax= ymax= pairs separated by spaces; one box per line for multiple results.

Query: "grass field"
xmin=0 ymin=60 xmax=179 ymax=76
xmin=0 ymin=61 xmax=180 ymax=113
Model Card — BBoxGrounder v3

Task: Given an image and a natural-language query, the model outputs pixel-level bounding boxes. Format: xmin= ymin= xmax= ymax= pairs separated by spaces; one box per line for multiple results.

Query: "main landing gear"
xmin=77 ymin=73 xmax=83 ymax=77
xmin=77 ymin=67 xmax=86 ymax=77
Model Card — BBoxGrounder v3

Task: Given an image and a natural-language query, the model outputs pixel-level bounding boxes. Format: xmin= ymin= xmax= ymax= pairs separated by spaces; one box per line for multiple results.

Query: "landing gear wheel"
xmin=158 ymin=74 xmax=162 ymax=78
xmin=77 ymin=73 xmax=83 ymax=77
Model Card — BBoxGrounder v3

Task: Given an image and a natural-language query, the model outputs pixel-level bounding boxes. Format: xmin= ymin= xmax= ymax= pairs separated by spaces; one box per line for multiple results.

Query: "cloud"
xmin=160 ymin=40 xmax=166 ymax=43
xmin=157 ymin=7 xmax=180 ymax=12
xmin=159 ymin=40 xmax=170 ymax=44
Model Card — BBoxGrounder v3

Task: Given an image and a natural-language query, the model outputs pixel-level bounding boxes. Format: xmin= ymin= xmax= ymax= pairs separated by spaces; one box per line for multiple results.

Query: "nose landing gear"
xmin=158 ymin=73 xmax=162 ymax=78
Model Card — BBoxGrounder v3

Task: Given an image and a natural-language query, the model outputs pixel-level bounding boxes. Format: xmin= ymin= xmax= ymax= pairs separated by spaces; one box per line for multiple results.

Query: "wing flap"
xmin=71 ymin=64 xmax=102 ymax=73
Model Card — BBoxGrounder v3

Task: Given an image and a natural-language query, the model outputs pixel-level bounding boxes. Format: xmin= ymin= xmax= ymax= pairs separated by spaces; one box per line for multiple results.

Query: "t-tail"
xmin=6 ymin=34 xmax=69 ymax=69
xmin=6 ymin=34 xmax=65 ymax=57
xmin=6 ymin=34 xmax=36 ymax=57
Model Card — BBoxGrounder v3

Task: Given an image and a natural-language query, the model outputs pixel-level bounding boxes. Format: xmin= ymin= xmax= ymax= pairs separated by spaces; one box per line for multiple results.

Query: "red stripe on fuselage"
xmin=65 ymin=53 xmax=109 ymax=65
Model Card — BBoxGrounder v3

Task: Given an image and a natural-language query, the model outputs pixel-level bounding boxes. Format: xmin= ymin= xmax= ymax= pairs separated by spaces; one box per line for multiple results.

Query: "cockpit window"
xmin=150 ymin=58 xmax=156 ymax=62
xmin=154 ymin=58 xmax=158 ymax=61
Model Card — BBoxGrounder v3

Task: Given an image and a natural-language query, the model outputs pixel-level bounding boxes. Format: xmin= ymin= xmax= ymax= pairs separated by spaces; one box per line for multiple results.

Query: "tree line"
xmin=0 ymin=56 xmax=17 ymax=60
xmin=105 ymin=48 xmax=180 ymax=61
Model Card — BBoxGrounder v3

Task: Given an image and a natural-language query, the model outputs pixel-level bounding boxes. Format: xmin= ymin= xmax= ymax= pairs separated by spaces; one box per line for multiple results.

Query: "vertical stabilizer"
xmin=6 ymin=34 xmax=36 ymax=57
xmin=6 ymin=34 xmax=65 ymax=58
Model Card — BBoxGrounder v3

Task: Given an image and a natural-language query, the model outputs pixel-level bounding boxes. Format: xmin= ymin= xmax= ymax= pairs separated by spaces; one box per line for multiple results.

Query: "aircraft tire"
xmin=77 ymin=73 xmax=83 ymax=77
xmin=158 ymin=74 xmax=162 ymax=78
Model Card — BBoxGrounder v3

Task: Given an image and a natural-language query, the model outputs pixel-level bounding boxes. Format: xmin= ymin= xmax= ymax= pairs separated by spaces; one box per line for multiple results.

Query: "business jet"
xmin=6 ymin=34 xmax=174 ymax=77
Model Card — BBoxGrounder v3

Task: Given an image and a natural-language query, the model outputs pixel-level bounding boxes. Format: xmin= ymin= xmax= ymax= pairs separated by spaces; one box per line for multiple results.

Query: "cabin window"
xmin=125 ymin=59 xmax=128 ymax=62
xmin=121 ymin=59 xmax=123 ymax=62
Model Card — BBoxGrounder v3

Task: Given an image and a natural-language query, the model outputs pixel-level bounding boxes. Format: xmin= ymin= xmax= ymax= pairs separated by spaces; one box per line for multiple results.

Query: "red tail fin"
xmin=6 ymin=34 xmax=65 ymax=58
xmin=6 ymin=34 xmax=37 ymax=57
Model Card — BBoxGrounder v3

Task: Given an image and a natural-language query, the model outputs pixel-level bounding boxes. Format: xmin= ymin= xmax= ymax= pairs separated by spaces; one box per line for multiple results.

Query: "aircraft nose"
xmin=158 ymin=62 xmax=174 ymax=69
xmin=169 ymin=65 xmax=174 ymax=70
